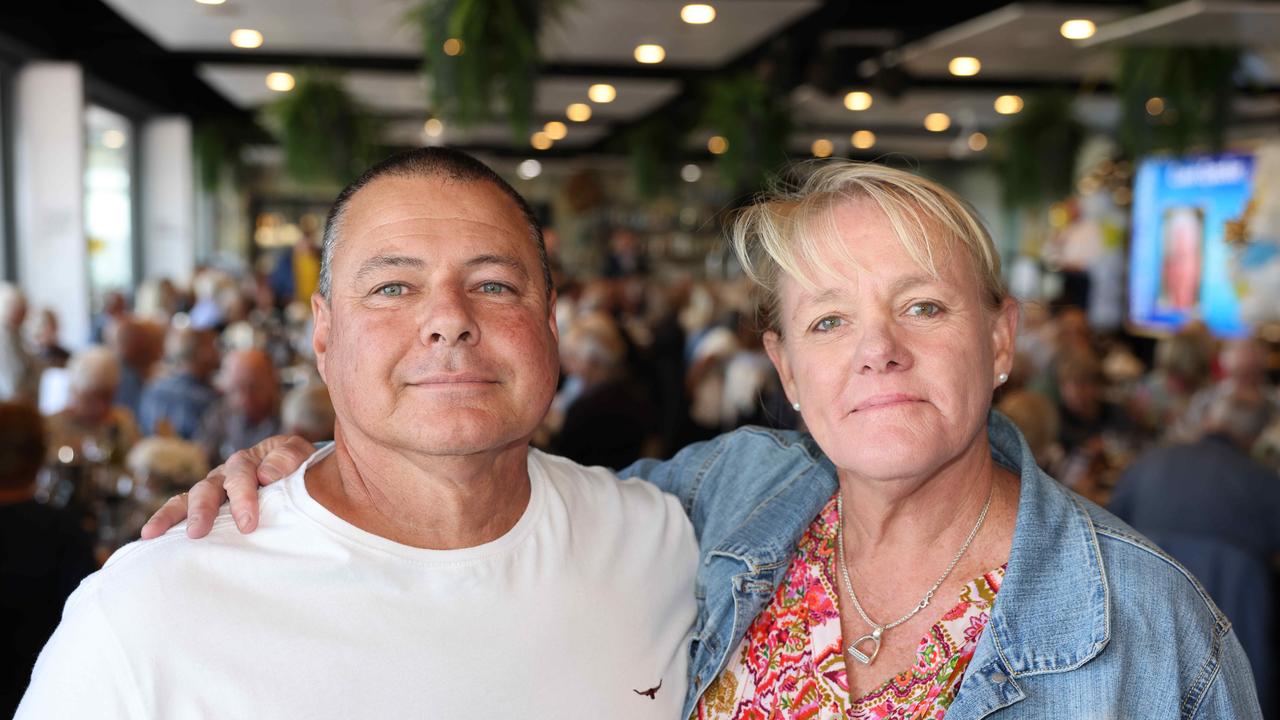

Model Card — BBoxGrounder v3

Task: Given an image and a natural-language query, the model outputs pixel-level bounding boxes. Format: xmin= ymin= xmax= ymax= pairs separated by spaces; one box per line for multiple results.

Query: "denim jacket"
xmin=622 ymin=411 xmax=1263 ymax=719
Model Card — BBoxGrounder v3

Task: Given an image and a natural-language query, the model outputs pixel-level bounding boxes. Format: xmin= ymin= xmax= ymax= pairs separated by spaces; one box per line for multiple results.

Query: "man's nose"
xmin=420 ymin=289 xmax=479 ymax=347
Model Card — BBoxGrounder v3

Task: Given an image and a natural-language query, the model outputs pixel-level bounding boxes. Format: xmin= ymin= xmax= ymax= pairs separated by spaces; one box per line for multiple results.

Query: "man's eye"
xmin=377 ymin=284 xmax=406 ymax=297
xmin=907 ymin=302 xmax=942 ymax=318
xmin=815 ymin=316 xmax=843 ymax=332
xmin=479 ymin=282 xmax=510 ymax=294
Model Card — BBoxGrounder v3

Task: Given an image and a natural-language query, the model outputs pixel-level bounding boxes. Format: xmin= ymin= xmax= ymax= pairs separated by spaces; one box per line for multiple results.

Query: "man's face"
xmin=313 ymin=175 xmax=559 ymax=458
xmin=223 ymin=358 xmax=276 ymax=425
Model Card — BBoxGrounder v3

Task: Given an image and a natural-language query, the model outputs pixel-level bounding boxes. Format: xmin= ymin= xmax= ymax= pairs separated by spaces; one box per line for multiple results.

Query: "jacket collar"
xmin=983 ymin=411 xmax=1110 ymax=676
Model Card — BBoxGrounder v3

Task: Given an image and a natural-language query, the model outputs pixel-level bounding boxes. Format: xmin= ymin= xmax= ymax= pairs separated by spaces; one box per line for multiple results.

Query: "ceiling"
xmin=5 ymin=0 xmax=1280 ymax=164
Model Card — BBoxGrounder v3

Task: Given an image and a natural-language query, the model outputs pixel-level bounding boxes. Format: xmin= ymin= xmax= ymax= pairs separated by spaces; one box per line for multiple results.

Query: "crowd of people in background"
xmin=1 ymin=227 xmax=1279 ymax=715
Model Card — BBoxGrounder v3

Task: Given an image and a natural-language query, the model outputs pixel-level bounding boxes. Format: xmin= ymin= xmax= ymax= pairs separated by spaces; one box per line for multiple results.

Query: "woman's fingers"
xmin=185 ymin=472 xmax=229 ymax=538
xmin=139 ymin=492 xmax=191 ymax=540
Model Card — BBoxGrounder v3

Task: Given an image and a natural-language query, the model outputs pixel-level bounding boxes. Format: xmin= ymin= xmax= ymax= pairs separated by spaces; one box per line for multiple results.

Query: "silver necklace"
xmin=835 ymin=485 xmax=993 ymax=665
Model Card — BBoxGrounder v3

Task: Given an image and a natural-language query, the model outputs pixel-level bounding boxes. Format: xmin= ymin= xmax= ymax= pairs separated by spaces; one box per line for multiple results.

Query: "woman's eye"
xmin=479 ymin=282 xmax=510 ymax=294
xmin=377 ymin=284 xmax=406 ymax=297
xmin=907 ymin=302 xmax=942 ymax=318
xmin=815 ymin=316 xmax=843 ymax=332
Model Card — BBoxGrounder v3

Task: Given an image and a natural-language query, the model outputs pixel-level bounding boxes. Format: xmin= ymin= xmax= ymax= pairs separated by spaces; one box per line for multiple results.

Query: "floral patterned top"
xmin=695 ymin=495 xmax=1005 ymax=720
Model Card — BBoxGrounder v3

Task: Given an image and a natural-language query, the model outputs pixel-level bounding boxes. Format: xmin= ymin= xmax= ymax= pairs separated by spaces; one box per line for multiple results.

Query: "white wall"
xmin=13 ymin=63 xmax=90 ymax=348
xmin=141 ymin=116 xmax=195 ymax=285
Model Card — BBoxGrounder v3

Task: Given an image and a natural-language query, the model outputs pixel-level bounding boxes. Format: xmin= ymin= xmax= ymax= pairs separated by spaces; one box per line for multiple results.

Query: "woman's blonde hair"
xmin=730 ymin=160 xmax=1007 ymax=334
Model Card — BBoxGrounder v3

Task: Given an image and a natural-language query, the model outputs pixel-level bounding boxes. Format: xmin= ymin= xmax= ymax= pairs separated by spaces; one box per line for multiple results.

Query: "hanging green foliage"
xmin=993 ymin=91 xmax=1086 ymax=209
xmin=192 ymin=119 xmax=258 ymax=191
xmin=700 ymin=71 xmax=791 ymax=194
xmin=626 ymin=115 xmax=686 ymax=199
xmin=261 ymin=70 xmax=380 ymax=187
xmin=1115 ymin=45 xmax=1239 ymax=158
xmin=412 ymin=0 xmax=575 ymax=142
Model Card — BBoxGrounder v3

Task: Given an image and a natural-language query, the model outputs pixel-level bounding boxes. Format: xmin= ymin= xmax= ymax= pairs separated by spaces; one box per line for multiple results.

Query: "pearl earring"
xmin=792 ymin=402 xmax=801 ymax=411
xmin=997 ymin=372 xmax=1009 ymax=385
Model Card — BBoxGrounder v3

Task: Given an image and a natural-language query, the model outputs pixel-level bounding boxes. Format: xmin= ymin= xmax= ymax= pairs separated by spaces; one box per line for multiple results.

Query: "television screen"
xmin=1129 ymin=153 xmax=1252 ymax=338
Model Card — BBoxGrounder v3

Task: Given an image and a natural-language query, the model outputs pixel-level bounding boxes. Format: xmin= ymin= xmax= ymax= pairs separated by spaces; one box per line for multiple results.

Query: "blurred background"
xmin=2 ymin=0 xmax=1280 ymax=715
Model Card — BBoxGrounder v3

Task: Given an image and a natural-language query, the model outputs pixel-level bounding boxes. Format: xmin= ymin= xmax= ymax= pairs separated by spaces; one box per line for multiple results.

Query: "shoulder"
xmin=532 ymin=449 xmax=686 ymax=524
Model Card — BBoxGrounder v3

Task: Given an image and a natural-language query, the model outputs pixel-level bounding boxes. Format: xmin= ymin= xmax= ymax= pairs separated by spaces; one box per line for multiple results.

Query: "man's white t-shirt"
xmin=18 ymin=446 xmax=698 ymax=718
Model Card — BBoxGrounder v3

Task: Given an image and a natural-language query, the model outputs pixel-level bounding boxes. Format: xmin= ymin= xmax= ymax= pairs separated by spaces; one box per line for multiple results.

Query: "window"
xmin=84 ymin=105 xmax=134 ymax=300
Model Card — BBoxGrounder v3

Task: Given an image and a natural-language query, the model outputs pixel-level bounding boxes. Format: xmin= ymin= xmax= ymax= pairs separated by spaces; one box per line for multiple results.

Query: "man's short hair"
xmin=0 ymin=402 xmax=45 ymax=491
xmin=318 ymin=147 xmax=551 ymax=301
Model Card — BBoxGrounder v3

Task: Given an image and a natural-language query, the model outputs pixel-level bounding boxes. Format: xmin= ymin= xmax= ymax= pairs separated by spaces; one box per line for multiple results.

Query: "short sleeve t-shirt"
xmin=18 ymin=446 xmax=698 ymax=719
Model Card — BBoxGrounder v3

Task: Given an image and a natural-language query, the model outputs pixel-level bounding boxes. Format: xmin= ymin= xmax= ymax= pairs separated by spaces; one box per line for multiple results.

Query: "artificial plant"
xmin=1115 ymin=45 xmax=1239 ymax=158
xmin=993 ymin=91 xmax=1086 ymax=209
xmin=700 ymin=70 xmax=792 ymax=195
xmin=262 ymin=69 xmax=380 ymax=187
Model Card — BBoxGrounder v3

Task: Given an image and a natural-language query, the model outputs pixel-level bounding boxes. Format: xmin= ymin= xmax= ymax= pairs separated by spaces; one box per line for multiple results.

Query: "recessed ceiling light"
xmin=531 ymin=132 xmax=553 ymax=150
xmin=968 ymin=132 xmax=988 ymax=151
xmin=587 ymin=83 xmax=617 ymax=103
xmin=101 ymin=129 xmax=126 ymax=150
xmin=948 ymin=56 xmax=980 ymax=77
xmin=844 ymin=91 xmax=873 ymax=111
xmin=195 ymin=0 xmax=226 ymax=5
xmin=1060 ymin=19 xmax=1097 ymax=40
xmin=517 ymin=159 xmax=542 ymax=180
xmin=924 ymin=112 xmax=952 ymax=132
xmin=851 ymin=130 xmax=875 ymax=149
xmin=634 ymin=44 xmax=666 ymax=64
xmin=681 ymin=163 xmax=702 ymax=182
xmin=1146 ymin=97 xmax=1165 ymax=116
xmin=566 ymin=103 xmax=592 ymax=122
xmin=680 ymin=4 xmax=716 ymax=24
xmin=811 ymin=139 xmax=834 ymax=158
xmin=443 ymin=38 xmax=464 ymax=56
xmin=994 ymin=94 xmax=1023 ymax=115
xmin=543 ymin=121 xmax=567 ymax=140
xmin=265 ymin=72 xmax=295 ymax=92
xmin=707 ymin=135 xmax=728 ymax=154
xmin=230 ymin=29 xmax=264 ymax=49
xmin=423 ymin=118 xmax=444 ymax=137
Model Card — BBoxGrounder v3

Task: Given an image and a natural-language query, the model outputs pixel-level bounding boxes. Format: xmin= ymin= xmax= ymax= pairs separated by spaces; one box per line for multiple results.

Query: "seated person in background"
xmin=1110 ymin=389 xmax=1280 ymax=715
xmin=109 ymin=318 xmax=162 ymax=421
xmin=138 ymin=326 xmax=220 ymax=439
xmin=280 ymin=382 xmax=335 ymax=443
xmin=1173 ymin=337 xmax=1279 ymax=442
xmin=17 ymin=148 xmax=695 ymax=719
xmin=45 ymin=347 xmax=140 ymax=464
xmin=29 ymin=308 xmax=70 ymax=369
xmin=0 ymin=402 xmax=96 ymax=718
xmin=195 ymin=349 xmax=282 ymax=466
xmin=0 ymin=283 xmax=38 ymax=404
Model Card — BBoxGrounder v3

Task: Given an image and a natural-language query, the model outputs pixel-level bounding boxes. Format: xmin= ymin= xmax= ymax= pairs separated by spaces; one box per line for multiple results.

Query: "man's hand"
xmin=140 ymin=436 xmax=316 ymax=540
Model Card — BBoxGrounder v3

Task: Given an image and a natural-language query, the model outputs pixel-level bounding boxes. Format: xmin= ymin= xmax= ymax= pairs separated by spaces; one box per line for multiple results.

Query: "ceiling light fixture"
xmin=101 ymin=129 xmax=126 ymax=150
xmin=948 ymin=56 xmax=980 ymax=77
xmin=423 ymin=118 xmax=444 ymax=137
xmin=1060 ymin=19 xmax=1096 ymax=40
xmin=195 ymin=0 xmax=226 ymax=5
xmin=707 ymin=135 xmax=729 ymax=154
xmin=811 ymin=138 xmax=834 ymax=158
xmin=634 ymin=44 xmax=666 ymax=64
xmin=544 ymin=121 xmax=568 ymax=140
xmin=443 ymin=38 xmax=464 ymax=56
xmin=265 ymin=72 xmax=295 ymax=92
xmin=1146 ymin=96 xmax=1165 ymax=116
xmin=968 ymin=132 xmax=988 ymax=151
xmin=680 ymin=4 xmax=716 ymax=24
xmin=994 ymin=94 xmax=1023 ymax=115
xmin=531 ymin=132 xmax=553 ymax=150
xmin=844 ymin=91 xmax=873 ymax=111
xmin=681 ymin=163 xmax=702 ymax=182
xmin=851 ymin=130 xmax=875 ymax=149
xmin=587 ymin=83 xmax=617 ymax=103
xmin=517 ymin=159 xmax=542 ymax=180
xmin=924 ymin=112 xmax=952 ymax=132
xmin=566 ymin=103 xmax=592 ymax=122
xmin=230 ymin=29 xmax=264 ymax=49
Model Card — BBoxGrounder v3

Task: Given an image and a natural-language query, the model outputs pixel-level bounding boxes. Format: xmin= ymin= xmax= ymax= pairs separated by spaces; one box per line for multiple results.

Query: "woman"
xmin=144 ymin=162 xmax=1260 ymax=718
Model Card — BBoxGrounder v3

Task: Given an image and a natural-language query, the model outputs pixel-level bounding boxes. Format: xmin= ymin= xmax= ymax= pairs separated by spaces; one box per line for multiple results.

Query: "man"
xmin=1110 ymin=389 xmax=1280 ymax=715
xmin=138 ymin=326 xmax=220 ymax=439
xmin=110 ymin=317 xmax=162 ymax=420
xmin=18 ymin=148 xmax=696 ymax=718
xmin=0 ymin=283 xmax=38 ymax=404
xmin=194 ymin=349 xmax=283 ymax=465
xmin=0 ymin=402 xmax=95 ymax=718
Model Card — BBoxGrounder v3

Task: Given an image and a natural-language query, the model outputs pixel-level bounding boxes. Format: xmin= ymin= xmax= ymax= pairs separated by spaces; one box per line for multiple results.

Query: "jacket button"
xmin=991 ymin=672 xmax=1008 ymax=684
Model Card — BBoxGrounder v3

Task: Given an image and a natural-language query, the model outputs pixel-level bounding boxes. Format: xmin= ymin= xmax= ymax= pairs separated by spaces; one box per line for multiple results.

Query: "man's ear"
xmin=546 ymin=289 xmax=559 ymax=345
xmin=762 ymin=330 xmax=799 ymax=407
xmin=311 ymin=292 xmax=331 ymax=384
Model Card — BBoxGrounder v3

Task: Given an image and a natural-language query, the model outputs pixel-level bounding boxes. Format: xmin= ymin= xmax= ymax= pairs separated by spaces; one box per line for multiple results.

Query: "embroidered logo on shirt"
xmin=633 ymin=679 xmax=662 ymax=699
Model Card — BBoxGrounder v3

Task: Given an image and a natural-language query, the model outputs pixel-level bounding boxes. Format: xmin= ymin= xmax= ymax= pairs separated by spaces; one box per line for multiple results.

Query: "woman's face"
xmin=763 ymin=198 xmax=1017 ymax=484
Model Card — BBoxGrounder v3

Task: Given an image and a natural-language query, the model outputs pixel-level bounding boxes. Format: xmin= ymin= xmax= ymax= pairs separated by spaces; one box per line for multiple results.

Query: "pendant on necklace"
xmin=846 ymin=626 xmax=883 ymax=665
